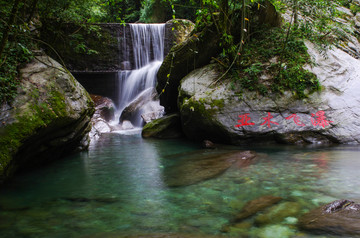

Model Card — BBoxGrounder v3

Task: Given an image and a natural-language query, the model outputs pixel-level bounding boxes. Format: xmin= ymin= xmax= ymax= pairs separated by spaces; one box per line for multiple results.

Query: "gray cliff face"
xmin=178 ymin=42 xmax=360 ymax=145
xmin=0 ymin=56 xmax=94 ymax=183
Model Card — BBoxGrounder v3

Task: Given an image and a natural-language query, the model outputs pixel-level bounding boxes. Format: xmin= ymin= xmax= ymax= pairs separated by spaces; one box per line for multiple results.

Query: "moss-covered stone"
xmin=0 ymin=56 xmax=94 ymax=184
xmin=142 ymin=113 xmax=183 ymax=139
xmin=166 ymin=19 xmax=195 ymax=45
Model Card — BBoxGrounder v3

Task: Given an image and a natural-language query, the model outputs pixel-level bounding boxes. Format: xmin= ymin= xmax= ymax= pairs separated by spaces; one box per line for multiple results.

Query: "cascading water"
xmin=116 ymin=24 xmax=165 ymax=128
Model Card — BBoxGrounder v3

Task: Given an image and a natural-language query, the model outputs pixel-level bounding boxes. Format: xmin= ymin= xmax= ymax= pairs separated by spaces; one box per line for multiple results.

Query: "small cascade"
xmin=116 ymin=24 xmax=165 ymax=128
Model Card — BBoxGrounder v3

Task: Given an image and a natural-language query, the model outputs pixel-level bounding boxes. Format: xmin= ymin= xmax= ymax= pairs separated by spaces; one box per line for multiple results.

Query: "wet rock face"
xmin=177 ymin=40 xmax=360 ymax=145
xmin=91 ymin=95 xmax=116 ymax=122
xmin=0 ymin=56 xmax=94 ymax=183
xmin=299 ymin=199 xmax=360 ymax=236
xmin=89 ymin=95 xmax=116 ymax=141
xmin=163 ymin=150 xmax=257 ymax=187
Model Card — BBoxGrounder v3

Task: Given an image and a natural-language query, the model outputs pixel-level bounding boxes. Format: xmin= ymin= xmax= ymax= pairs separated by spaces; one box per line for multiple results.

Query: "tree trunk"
xmin=220 ymin=0 xmax=230 ymax=34
xmin=0 ymin=0 xmax=21 ymax=60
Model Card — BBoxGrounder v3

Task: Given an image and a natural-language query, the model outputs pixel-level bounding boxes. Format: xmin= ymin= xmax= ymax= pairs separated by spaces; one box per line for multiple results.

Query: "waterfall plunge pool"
xmin=1 ymin=132 xmax=360 ymax=237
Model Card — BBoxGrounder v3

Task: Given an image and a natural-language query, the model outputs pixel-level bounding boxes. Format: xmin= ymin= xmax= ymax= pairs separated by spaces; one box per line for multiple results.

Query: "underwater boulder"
xmin=163 ymin=150 xmax=257 ymax=187
xmin=299 ymin=199 xmax=360 ymax=236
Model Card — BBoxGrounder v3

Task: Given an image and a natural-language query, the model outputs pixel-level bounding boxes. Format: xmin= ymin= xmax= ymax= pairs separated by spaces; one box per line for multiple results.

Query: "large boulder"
xmin=0 ymin=56 xmax=94 ymax=183
xmin=177 ymin=41 xmax=360 ymax=145
xmin=298 ymin=199 xmax=360 ymax=236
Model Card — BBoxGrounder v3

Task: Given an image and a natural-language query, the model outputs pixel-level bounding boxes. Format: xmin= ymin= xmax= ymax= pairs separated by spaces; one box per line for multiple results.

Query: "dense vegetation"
xmin=0 ymin=0 xmax=356 ymax=103
xmin=185 ymin=0 xmax=355 ymax=98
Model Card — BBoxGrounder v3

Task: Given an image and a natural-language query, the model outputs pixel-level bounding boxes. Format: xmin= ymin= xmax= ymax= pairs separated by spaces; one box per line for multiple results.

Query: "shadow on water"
xmin=1 ymin=133 xmax=360 ymax=237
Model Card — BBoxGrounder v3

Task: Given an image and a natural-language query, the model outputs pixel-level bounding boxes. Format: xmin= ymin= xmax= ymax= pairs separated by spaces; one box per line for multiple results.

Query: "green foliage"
xmin=233 ymin=26 xmax=320 ymax=98
xmin=38 ymin=0 xmax=104 ymax=23
xmin=94 ymin=0 xmax=142 ymax=23
xmin=349 ymin=3 xmax=360 ymax=14
xmin=0 ymin=42 xmax=33 ymax=103
xmin=140 ymin=0 xmax=199 ymax=23
xmin=0 ymin=0 xmax=35 ymax=103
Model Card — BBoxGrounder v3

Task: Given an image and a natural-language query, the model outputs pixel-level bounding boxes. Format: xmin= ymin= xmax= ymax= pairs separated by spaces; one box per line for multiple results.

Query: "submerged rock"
xmin=258 ymin=224 xmax=295 ymax=238
xmin=163 ymin=150 xmax=256 ymax=187
xmin=83 ymin=233 xmax=226 ymax=238
xmin=298 ymin=199 xmax=360 ymax=236
xmin=254 ymin=201 xmax=301 ymax=225
xmin=0 ymin=56 xmax=94 ymax=184
xmin=222 ymin=195 xmax=283 ymax=233
xmin=234 ymin=195 xmax=283 ymax=222
xmin=142 ymin=113 xmax=183 ymax=139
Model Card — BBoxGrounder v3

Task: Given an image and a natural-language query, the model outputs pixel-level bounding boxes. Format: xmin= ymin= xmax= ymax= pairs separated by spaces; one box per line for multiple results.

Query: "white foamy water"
xmin=116 ymin=24 xmax=165 ymax=127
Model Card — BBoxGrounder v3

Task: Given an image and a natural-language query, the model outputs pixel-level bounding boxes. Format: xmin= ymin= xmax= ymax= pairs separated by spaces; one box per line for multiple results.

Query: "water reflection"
xmin=84 ymin=133 xmax=172 ymax=230
xmin=319 ymin=150 xmax=360 ymax=200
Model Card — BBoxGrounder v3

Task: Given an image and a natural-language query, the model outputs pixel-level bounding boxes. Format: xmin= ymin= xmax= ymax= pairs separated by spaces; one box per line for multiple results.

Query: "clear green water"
xmin=1 ymin=133 xmax=360 ymax=238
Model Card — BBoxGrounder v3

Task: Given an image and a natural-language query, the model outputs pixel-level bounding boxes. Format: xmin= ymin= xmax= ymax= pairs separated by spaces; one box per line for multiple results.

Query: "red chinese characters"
xmin=285 ymin=114 xmax=305 ymax=127
xmin=234 ymin=111 xmax=333 ymax=128
xmin=235 ymin=113 xmax=255 ymax=127
xmin=260 ymin=112 xmax=279 ymax=128
xmin=311 ymin=111 xmax=333 ymax=128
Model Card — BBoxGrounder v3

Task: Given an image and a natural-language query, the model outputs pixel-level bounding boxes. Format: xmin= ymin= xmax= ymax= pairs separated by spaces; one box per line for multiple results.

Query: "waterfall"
xmin=116 ymin=24 xmax=165 ymax=129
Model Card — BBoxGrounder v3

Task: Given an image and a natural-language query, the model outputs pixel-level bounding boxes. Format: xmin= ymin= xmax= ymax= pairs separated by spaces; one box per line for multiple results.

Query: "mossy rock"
xmin=0 ymin=56 xmax=94 ymax=184
xmin=141 ymin=113 xmax=183 ymax=139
